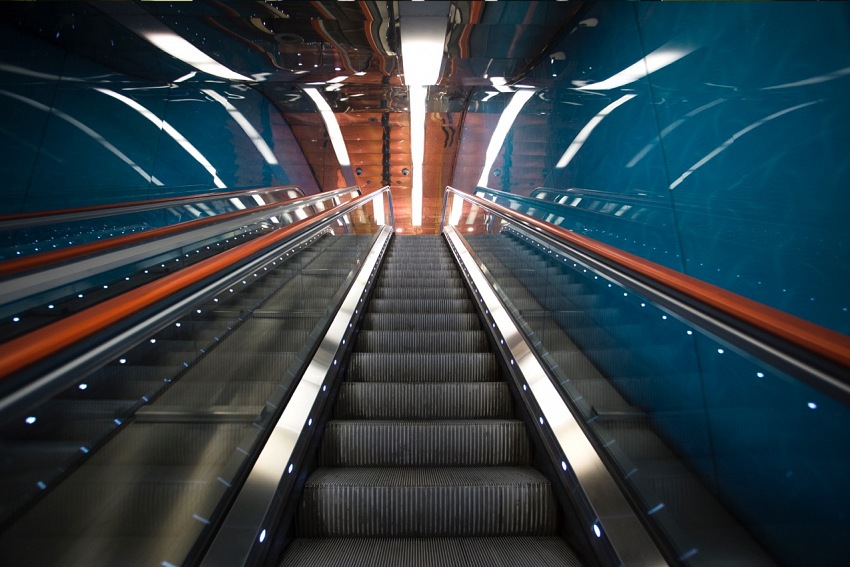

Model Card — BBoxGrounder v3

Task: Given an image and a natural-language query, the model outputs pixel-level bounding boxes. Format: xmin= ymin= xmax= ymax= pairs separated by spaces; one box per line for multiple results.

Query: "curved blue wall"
xmin=0 ymin=24 xmax=318 ymax=214
xmin=461 ymin=2 xmax=850 ymax=337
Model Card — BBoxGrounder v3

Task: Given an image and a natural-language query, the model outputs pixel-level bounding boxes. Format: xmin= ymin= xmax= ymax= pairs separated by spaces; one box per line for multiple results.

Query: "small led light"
xmin=12 ymin=316 xmax=20 ymax=322
xmin=287 ymin=464 xmax=294 ymax=474
xmin=593 ymin=524 xmax=602 ymax=538
xmin=538 ymin=417 xmax=544 ymax=425
xmin=259 ymin=529 xmax=267 ymax=543
xmin=807 ymin=402 xmax=817 ymax=410
xmin=78 ymin=383 xmax=88 ymax=390
xmin=150 ymin=339 xmax=156 ymax=344
xmin=561 ymin=461 xmax=568 ymax=471
xmin=757 ymin=372 xmax=765 ymax=378
xmin=119 ymin=358 xmax=127 ymax=364
xmin=25 ymin=416 xmax=36 ymax=425
xmin=717 ymin=348 xmax=724 ymax=354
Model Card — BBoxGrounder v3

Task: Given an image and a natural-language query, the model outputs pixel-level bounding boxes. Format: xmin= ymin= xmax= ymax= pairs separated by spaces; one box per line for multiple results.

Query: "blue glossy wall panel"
xmin=456 ymin=1 xmax=850 ymax=335
xmin=0 ymin=23 xmax=318 ymax=214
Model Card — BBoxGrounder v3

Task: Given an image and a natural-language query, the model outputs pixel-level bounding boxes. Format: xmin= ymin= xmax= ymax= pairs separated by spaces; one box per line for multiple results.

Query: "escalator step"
xmin=335 ymin=383 xmax=512 ymax=419
xmin=347 ymin=353 xmax=499 ymax=383
xmin=320 ymin=420 xmax=532 ymax=467
xmin=372 ymin=287 xmax=468 ymax=300
xmin=355 ymin=331 xmax=489 ymax=353
xmin=298 ymin=467 xmax=556 ymax=537
xmin=280 ymin=536 xmax=582 ymax=567
xmin=368 ymin=299 xmax=475 ymax=314
xmin=363 ymin=313 xmax=480 ymax=331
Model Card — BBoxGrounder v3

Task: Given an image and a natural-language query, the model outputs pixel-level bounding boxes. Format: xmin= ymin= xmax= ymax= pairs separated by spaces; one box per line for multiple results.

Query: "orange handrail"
xmin=447 ymin=187 xmax=850 ymax=371
xmin=0 ymin=189 xmax=357 ymax=278
xmin=0 ymin=188 xmax=388 ymax=381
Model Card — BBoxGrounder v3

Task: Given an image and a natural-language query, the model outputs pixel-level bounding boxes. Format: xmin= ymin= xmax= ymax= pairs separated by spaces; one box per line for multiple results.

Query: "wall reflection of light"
xmin=95 ymin=88 xmax=226 ymax=188
xmin=626 ymin=98 xmax=726 ymax=169
xmin=669 ymin=100 xmax=818 ymax=190
xmin=576 ymin=43 xmax=696 ymax=91
xmin=202 ymin=89 xmax=279 ymax=165
xmin=142 ymin=31 xmax=253 ymax=82
xmin=303 ymin=88 xmax=352 ymax=169
xmin=0 ymin=89 xmax=163 ymax=186
xmin=476 ymin=89 xmax=537 ymax=188
xmin=555 ymin=94 xmax=636 ymax=170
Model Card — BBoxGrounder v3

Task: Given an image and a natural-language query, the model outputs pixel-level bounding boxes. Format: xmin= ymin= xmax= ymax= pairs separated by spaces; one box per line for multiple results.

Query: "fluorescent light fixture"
xmin=477 ymin=89 xmax=536 ymax=187
xmin=327 ymin=76 xmax=348 ymax=83
xmin=669 ymin=100 xmax=818 ymax=190
xmin=143 ymin=32 xmax=253 ymax=81
xmin=202 ymin=89 xmax=279 ymax=165
xmin=96 ymin=88 xmax=226 ymax=188
xmin=400 ymin=5 xmax=447 ymax=226
xmin=303 ymin=88 xmax=351 ymax=167
xmin=409 ymin=85 xmax=427 ymax=225
xmin=576 ymin=43 xmax=695 ymax=91
xmin=0 ymin=89 xmax=162 ymax=186
xmin=229 ymin=198 xmax=247 ymax=210
xmin=252 ymin=194 xmax=266 ymax=206
xmin=555 ymin=94 xmax=636 ymax=169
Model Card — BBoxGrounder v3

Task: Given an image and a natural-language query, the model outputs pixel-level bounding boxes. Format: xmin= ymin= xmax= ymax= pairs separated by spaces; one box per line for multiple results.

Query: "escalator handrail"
xmin=0 ymin=185 xmax=336 ymax=227
xmin=0 ymin=187 xmax=390 ymax=382
xmin=444 ymin=186 xmax=850 ymax=392
xmin=0 ymin=187 xmax=361 ymax=278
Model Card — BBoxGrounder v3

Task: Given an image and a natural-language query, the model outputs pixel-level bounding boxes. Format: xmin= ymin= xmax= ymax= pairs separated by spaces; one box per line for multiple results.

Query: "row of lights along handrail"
xmin=443 ymin=186 xmax=850 ymax=396
xmin=0 ymin=185 xmax=354 ymax=226
xmin=0 ymin=187 xmax=361 ymax=278
xmin=0 ymin=187 xmax=391 ymax=383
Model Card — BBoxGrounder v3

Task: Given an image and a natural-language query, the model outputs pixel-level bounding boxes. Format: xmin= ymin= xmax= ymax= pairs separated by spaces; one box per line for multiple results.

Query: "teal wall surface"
xmin=0 ymin=23 xmax=318 ymax=214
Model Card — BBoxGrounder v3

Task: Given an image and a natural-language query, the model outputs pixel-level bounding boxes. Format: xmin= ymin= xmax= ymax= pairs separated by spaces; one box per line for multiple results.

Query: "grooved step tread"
xmin=335 ymin=382 xmax=512 ymax=419
xmin=298 ymin=467 xmax=556 ymax=537
xmin=368 ymin=298 xmax=476 ymax=313
xmin=347 ymin=353 xmax=499 ymax=383
xmin=363 ymin=313 xmax=480 ymax=331
xmin=355 ymin=330 xmax=489 ymax=353
xmin=320 ymin=419 xmax=532 ymax=466
xmin=281 ymin=536 xmax=583 ymax=567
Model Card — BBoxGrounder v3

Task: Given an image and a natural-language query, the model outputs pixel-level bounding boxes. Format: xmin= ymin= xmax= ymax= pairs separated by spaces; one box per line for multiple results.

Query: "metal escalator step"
xmin=375 ymin=276 xmax=462 ymax=288
xmin=347 ymin=353 xmax=499 ymax=383
xmin=298 ymin=467 xmax=556 ymax=537
xmin=363 ymin=313 xmax=480 ymax=331
xmin=378 ymin=269 xmax=460 ymax=279
xmin=372 ymin=286 xmax=468 ymax=300
xmin=320 ymin=420 xmax=532 ymax=467
xmin=355 ymin=330 xmax=489 ymax=353
xmin=367 ymin=299 xmax=475 ymax=313
xmin=281 ymin=536 xmax=583 ymax=567
xmin=335 ymin=383 xmax=512 ymax=419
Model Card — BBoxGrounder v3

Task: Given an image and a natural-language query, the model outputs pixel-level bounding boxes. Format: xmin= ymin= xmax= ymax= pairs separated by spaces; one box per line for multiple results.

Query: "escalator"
xmin=280 ymin=236 xmax=582 ymax=566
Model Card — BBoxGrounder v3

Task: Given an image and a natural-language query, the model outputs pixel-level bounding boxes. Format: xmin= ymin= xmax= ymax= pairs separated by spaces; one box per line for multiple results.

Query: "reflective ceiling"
xmin=0 ymin=0 xmax=578 ymax=234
